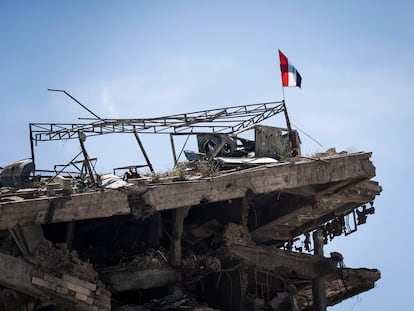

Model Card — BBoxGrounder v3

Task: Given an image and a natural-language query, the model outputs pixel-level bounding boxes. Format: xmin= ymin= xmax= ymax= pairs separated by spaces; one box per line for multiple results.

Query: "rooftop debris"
xmin=0 ymin=99 xmax=382 ymax=310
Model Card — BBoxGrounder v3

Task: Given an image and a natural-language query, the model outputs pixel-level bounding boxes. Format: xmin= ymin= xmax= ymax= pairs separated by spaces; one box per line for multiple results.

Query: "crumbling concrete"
xmin=0 ymin=240 xmax=111 ymax=310
xmin=0 ymin=151 xmax=382 ymax=310
xmin=0 ymin=152 xmax=376 ymax=228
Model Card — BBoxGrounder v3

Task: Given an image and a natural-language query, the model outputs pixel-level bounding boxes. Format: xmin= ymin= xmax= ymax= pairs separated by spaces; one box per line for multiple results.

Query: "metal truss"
xmin=29 ymin=101 xmax=285 ymax=142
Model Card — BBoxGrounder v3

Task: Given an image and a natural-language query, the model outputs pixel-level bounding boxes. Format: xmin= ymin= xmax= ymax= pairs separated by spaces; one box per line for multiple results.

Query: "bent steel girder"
xmin=30 ymin=101 xmax=285 ymax=142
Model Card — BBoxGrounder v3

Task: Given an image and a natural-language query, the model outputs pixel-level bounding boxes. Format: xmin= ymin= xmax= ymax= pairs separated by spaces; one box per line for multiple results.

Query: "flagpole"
xmin=281 ymin=86 xmax=299 ymax=157
xmin=279 ymin=49 xmax=300 ymax=156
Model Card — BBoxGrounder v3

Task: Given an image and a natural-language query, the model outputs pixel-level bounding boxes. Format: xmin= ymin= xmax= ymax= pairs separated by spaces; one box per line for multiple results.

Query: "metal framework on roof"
xmin=29 ymin=101 xmax=285 ymax=142
xmin=29 ymin=100 xmax=291 ymax=177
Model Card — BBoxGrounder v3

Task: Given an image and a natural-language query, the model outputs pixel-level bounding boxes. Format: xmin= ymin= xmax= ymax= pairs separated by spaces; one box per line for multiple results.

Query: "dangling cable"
xmin=292 ymin=122 xmax=323 ymax=148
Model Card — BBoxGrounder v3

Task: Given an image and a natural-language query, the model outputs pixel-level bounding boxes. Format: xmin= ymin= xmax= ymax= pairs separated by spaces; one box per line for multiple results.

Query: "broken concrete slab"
xmin=0 ymin=151 xmax=382 ymax=310
xmin=100 ymin=267 xmax=179 ymax=292
xmin=296 ymin=268 xmax=381 ymax=310
xmin=0 ymin=152 xmax=376 ymax=229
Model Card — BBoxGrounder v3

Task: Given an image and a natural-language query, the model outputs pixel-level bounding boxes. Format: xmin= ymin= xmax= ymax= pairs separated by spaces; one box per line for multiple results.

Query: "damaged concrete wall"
xmin=0 ymin=240 xmax=111 ymax=310
xmin=0 ymin=151 xmax=382 ymax=311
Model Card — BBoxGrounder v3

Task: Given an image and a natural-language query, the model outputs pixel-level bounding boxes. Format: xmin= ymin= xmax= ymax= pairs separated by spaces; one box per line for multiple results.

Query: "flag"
xmin=279 ymin=50 xmax=302 ymax=88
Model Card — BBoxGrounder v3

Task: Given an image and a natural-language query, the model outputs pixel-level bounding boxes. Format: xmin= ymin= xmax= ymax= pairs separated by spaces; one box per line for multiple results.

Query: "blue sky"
xmin=1 ymin=1 xmax=413 ymax=309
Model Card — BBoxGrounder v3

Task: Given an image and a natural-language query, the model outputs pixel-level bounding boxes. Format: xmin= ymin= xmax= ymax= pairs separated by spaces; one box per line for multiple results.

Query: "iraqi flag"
xmin=279 ymin=50 xmax=302 ymax=88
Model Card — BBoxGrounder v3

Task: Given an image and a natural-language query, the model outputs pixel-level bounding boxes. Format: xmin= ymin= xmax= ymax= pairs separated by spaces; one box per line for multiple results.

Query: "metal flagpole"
xmin=280 ymin=75 xmax=299 ymax=157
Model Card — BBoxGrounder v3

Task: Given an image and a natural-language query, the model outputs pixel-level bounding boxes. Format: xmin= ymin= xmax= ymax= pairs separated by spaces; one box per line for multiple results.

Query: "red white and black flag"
xmin=279 ymin=50 xmax=302 ymax=88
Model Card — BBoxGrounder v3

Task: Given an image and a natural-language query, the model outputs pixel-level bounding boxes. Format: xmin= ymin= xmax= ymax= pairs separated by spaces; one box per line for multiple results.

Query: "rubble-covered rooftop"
xmin=0 ymin=99 xmax=381 ymax=311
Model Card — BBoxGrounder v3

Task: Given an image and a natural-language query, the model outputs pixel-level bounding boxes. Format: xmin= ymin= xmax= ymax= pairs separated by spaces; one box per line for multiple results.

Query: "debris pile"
xmin=0 ymin=100 xmax=382 ymax=310
xmin=28 ymin=241 xmax=111 ymax=311
xmin=221 ymin=223 xmax=253 ymax=245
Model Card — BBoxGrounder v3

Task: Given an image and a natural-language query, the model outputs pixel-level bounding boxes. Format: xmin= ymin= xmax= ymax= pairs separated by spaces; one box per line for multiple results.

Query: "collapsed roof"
xmin=0 ymin=99 xmax=382 ymax=311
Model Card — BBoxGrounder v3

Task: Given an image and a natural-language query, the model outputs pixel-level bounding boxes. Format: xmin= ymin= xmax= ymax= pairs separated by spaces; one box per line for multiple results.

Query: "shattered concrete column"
xmin=170 ymin=207 xmax=186 ymax=267
xmin=312 ymin=228 xmax=327 ymax=311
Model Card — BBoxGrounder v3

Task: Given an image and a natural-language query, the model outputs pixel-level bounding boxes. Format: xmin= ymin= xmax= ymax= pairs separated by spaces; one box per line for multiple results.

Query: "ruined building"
xmin=0 ymin=100 xmax=381 ymax=310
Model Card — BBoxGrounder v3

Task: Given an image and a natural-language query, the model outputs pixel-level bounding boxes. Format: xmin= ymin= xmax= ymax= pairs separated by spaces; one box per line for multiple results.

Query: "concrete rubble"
xmin=0 ymin=149 xmax=381 ymax=310
xmin=0 ymin=101 xmax=382 ymax=310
